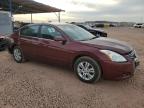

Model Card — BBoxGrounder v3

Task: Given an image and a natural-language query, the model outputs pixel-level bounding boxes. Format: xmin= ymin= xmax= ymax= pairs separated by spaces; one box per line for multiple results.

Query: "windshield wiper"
xmin=79 ymin=36 xmax=97 ymax=41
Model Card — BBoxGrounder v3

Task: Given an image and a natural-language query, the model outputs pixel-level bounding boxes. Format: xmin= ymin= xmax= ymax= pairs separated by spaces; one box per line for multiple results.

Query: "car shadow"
xmin=8 ymin=54 xmax=136 ymax=86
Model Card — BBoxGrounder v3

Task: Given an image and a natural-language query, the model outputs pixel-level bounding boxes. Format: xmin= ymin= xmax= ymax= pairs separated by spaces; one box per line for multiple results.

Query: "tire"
xmin=13 ymin=46 xmax=25 ymax=63
xmin=74 ymin=56 xmax=101 ymax=83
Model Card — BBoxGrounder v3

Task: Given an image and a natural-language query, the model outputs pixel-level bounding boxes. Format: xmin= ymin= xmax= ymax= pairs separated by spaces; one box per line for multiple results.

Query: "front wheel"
xmin=13 ymin=46 xmax=25 ymax=63
xmin=74 ymin=56 xmax=101 ymax=83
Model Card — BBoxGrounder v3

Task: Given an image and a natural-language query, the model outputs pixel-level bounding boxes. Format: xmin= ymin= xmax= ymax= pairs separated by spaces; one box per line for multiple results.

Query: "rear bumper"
xmin=97 ymin=32 xmax=107 ymax=37
xmin=101 ymin=32 xmax=107 ymax=37
xmin=101 ymin=60 xmax=139 ymax=80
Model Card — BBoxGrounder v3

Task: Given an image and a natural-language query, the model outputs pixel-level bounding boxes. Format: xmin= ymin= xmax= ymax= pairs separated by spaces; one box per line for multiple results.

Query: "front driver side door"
xmin=38 ymin=25 xmax=71 ymax=64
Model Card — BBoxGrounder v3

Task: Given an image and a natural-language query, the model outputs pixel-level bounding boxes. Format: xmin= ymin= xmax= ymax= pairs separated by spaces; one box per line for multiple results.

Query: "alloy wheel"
xmin=77 ymin=61 xmax=95 ymax=81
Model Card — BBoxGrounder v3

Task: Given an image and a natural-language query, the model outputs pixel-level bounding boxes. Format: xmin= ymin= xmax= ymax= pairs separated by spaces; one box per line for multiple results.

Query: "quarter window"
xmin=20 ymin=25 xmax=39 ymax=37
xmin=41 ymin=25 xmax=62 ymax=40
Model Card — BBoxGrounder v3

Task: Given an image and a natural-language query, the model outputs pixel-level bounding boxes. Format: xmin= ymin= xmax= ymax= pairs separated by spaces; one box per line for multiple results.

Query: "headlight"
xmin=100 ymin=50 xmax=127 ymax=62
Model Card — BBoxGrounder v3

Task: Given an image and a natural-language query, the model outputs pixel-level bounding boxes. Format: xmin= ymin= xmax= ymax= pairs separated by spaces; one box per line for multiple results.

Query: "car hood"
xmin=81 ymin=37 xmax=133 ymax=54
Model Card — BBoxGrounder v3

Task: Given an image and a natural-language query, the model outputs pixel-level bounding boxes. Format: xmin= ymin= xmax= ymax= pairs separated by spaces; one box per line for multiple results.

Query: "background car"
xmin=133 ymin=23 xmax=144 ymax=28
xmin=8 ymin=23 xmax=139 ymax=83
xmin=142 ymin=24 xmax=144 ymax=28
xmin=76 ymin=24 xmax=107 ymax=37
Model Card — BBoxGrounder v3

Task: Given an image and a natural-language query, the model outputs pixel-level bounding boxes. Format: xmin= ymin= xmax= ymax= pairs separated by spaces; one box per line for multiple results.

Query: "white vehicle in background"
xmin=133 ymin=23 xmax=144 ymax=28
xmin=142 ymin=24 xmax=144 ymax=28
xmin=0 ymin=11 xmax=13 ymax=51
xmin=0 ymin=11 xmax=13 ymax=35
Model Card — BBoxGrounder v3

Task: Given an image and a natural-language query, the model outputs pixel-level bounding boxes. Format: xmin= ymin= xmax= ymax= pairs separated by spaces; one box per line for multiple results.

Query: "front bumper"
xmin=101 ymin=59 xmax=139 ymax=80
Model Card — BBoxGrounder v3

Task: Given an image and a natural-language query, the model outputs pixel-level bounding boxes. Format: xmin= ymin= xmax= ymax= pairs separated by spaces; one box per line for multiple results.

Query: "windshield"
xmin=57 ymin=24 xmax=96 ymax=41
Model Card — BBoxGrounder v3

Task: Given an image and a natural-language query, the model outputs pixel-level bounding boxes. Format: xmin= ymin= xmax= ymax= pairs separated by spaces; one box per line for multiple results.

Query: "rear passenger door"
xmin=20 ymin=25 xmax=40 ymax=59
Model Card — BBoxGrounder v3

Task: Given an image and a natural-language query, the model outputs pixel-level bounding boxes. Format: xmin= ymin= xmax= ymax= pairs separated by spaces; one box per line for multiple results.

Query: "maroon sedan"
xmin=8 ymin=23 xmax=139 ymax=83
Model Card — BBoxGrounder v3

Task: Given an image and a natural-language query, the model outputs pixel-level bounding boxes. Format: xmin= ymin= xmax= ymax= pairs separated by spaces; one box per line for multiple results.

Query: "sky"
xmin=14 ymin=0 xmax=144 ymax=23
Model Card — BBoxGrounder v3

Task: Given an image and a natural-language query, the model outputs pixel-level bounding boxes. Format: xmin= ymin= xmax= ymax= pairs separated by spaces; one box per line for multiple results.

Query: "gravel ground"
xmin=0 ymin=27 xmax=144 ymax=108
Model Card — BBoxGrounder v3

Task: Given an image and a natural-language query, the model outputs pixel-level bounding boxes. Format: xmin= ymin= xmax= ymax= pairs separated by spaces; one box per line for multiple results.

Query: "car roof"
xmin=24 ymin=22 xmax=74 ymax=27
xmin=19 ymin=23 xmax=76 ymax=31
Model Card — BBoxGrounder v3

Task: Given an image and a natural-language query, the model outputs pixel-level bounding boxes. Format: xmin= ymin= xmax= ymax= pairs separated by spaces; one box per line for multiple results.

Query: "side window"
xmin=20 ymin=25 xmax=39 ymax=37
xmin=41 ymin=25 xmax=62 ymax=40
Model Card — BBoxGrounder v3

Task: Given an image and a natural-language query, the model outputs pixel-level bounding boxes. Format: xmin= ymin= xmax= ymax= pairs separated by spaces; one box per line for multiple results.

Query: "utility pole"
xmin=54 ymin=12 xmax=61 ymax=22
xmin=31 ymin=13 xmax=33 ymax=23
xmin=9 ymin=0 xmax=14 ymax=32
xmin=58 ymin=12 xmax=60 ymax=22
xmin=9 ymin=0 xmax=12 ymax=16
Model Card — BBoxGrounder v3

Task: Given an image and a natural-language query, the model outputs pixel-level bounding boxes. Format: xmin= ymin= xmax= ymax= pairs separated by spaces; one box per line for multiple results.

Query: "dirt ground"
xmin=0 ymin=27 xmax=144 ymax=108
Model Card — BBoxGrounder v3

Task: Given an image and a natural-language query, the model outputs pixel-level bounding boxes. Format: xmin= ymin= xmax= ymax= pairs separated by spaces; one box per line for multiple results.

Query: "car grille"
xmin=127 ymin=50 xmax=137 ymax=60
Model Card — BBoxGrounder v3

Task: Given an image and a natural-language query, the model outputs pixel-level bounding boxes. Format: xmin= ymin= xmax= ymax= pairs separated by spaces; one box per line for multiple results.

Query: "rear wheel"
xmin=74 ymin=56 xmax=101 ymax=83
xmin=13 ymin=46 xmax=25 ymax=63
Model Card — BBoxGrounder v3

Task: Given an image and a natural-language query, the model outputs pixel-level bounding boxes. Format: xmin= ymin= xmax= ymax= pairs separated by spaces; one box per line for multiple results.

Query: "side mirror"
xmin=54 ymin=37 xmax=66 ymax=44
